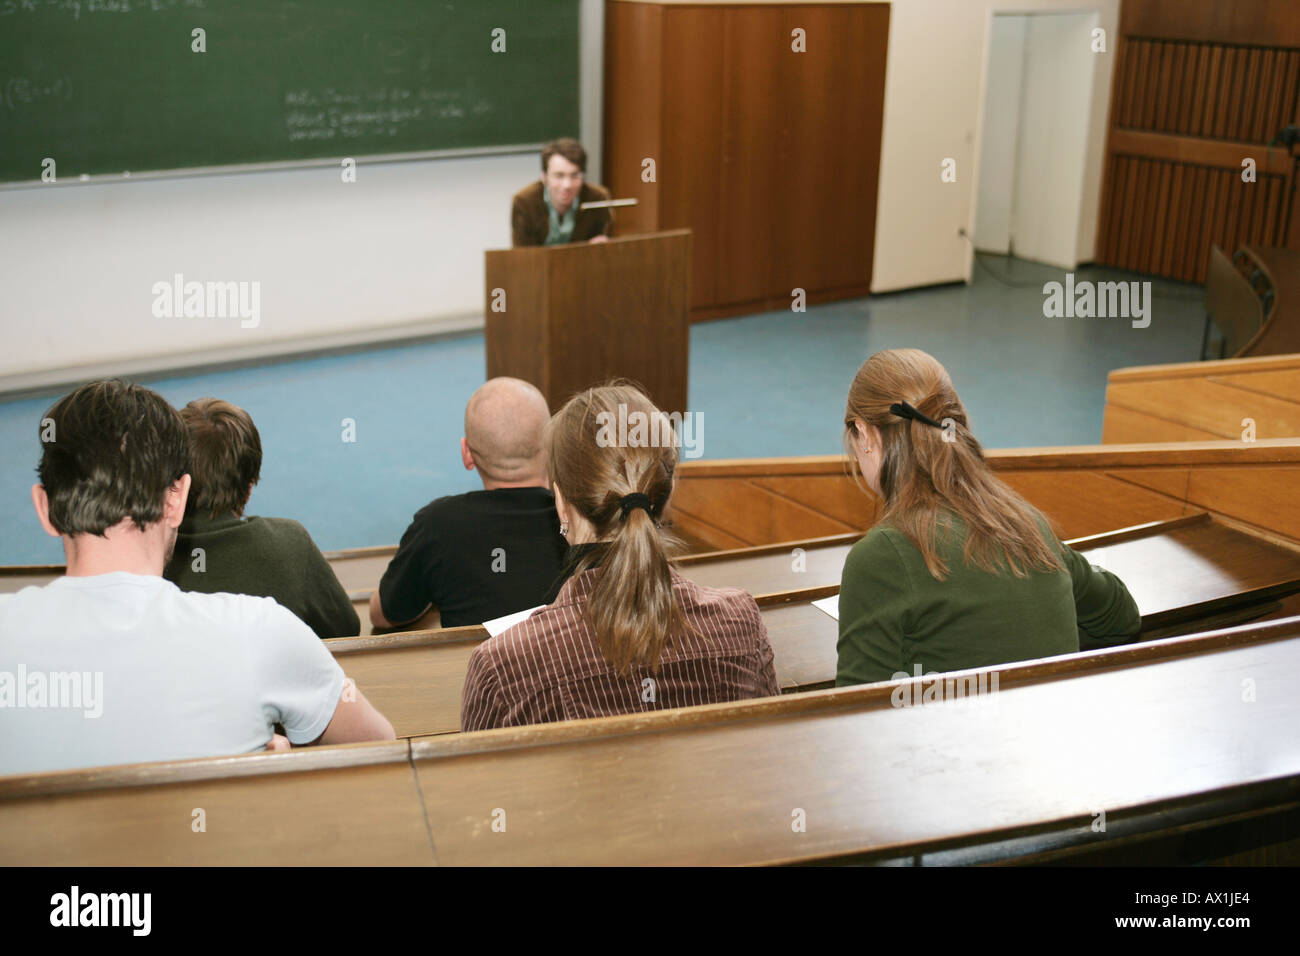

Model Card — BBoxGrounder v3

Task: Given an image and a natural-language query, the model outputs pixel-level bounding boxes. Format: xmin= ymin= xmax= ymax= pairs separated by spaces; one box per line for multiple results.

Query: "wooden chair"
xmin=1203 ymin=245 xmax=1264 ymax=359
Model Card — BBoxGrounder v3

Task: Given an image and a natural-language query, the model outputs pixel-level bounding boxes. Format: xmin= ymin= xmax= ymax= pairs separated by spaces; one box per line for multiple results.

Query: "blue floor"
xmin=1 ymin=256 xmax=1205 ymax=565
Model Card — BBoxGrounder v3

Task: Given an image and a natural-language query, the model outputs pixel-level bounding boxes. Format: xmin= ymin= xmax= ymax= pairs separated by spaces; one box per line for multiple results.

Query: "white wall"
xmin=1011 ymin=11 xmax=1101 ymax=269
xmin=973 ymin=15 xmax=1027 ymax=254
xmin=0 ymin=154 xmax=536 ymax=382
xmin=0 ymin=0 xmax=1119 ymax=383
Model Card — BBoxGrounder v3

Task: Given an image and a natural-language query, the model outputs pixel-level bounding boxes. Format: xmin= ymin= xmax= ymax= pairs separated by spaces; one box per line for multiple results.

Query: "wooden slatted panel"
xmin=1098 ymin=158 xmax=1288 ymax=282
xmin=1100 ymin=24 xmax=1299 ymax=279
xmin=1118 ymin=40 xmax=1300 ymax=142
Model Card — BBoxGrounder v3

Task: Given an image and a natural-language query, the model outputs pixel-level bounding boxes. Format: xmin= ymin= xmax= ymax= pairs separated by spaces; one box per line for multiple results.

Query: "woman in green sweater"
xmin=837 ymin=349 xmax=1140 ymax=687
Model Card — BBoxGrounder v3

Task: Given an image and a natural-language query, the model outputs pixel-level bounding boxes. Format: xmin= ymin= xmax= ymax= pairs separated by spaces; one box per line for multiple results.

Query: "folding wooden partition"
xmin=1096 ymin=0 xmax=1300 ymax=281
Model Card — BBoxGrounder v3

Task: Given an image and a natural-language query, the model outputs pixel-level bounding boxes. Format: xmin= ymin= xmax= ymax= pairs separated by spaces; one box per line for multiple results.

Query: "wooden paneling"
xmin=1102 ymin=405 xmax=1222 ymax=443
xmin=603 ymin=1 xmax=889 ymax=318
xmin=1120 ymin=0 xmax=1300 ymax=49
xmin=1098 ymin=1 xmax=1300 ymax=279
xmin=997 ymin=471 xmax=1188 ymax=539
xmin=670 ymin=470 xmax=859 ymax=546
xmin=659 ymin=6 xmax=726 ymax=309
xmin=1114 ymin=42 xmax=1300 ymax=142
xmin=1184 ymin=465 xmax=1300 ymax=538
xmin=1103 ymin=353 xmax=1300 ymax=442
xmin=602 ymin=0 xmax=663 ymax=236
xmin=717 ymin=8 xmax=789 ymax=305
xmin=1098 ymin=156 xmax=1291 ymax=283
xmin=673 ymin=440 xmax=1300 ymax=548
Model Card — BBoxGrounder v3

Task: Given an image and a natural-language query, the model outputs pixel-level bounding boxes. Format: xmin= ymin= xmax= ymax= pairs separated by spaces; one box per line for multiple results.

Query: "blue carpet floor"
xmin=1 ymin=256 xmax=1205 ymax=564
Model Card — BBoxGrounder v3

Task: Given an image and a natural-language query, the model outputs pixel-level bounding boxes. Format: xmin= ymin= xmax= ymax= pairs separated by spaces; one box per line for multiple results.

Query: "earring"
xmin=560 ymin=521 xmax=570 ymax=538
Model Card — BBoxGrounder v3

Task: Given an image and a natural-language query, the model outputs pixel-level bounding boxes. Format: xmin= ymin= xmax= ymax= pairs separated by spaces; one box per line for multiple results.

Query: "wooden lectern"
xmin=484 ymin=229 xmax=691 ymax=416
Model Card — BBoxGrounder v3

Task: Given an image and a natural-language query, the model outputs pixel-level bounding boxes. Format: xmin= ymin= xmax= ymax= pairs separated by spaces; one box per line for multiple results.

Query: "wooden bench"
xmin=0 ymin=532 xmax=859 ymax=644
xmin=0 ymin=742 xmax=430 ymax=865
xmin=329 ymin=512 xmax=1300 ymax=738
xmin=1236 ymin=247 xmax=1300 ymax=358
xmin=1102 ymin=353 xmax=1300 ymax=443
xmin=6 ymin=615 xmax=1298 ymax=865
xmin=327 ymin=584 xmax=841 ymax=739
xmin=342 ymin=532 xmax=860 ymax=636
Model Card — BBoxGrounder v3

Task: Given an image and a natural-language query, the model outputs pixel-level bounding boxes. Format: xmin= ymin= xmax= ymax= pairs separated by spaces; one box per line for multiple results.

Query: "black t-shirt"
xmin=378 ymin=487 xmax=568 ymax=628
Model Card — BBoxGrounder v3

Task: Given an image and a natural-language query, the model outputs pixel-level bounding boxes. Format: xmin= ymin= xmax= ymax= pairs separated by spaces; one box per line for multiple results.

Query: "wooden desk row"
xmin=5 ymin=615 xmax=1298 ymax=866
xmin=341 ymin=532 xmax=859 ymax=636
xmin=0 ymin=531 xmax=861 ymax=640
xmin=330 ymin=513 xmax=1300 ymax=738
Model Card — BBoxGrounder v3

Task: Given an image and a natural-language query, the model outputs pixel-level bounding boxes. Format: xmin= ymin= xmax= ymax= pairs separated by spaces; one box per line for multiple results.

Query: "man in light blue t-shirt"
xmin=0 ymin=380 xmax=394 ymax=777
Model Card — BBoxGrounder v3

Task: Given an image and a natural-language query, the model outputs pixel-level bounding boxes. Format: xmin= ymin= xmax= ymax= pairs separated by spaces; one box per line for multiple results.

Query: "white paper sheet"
xmin=812 ymin=595 xmax=840 ymax=621
xmin=482 ymin=604 xmax=546 ymax=637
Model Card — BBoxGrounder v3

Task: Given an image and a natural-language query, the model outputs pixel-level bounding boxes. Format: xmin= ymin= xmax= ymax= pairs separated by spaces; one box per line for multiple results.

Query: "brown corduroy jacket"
xmin=510 ymin=180 xmax=615 ymax=247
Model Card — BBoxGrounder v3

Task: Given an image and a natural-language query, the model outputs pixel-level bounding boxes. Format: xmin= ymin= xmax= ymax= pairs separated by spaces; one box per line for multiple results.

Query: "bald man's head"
xmin=463 ymin=378 xmax=552 ymax=487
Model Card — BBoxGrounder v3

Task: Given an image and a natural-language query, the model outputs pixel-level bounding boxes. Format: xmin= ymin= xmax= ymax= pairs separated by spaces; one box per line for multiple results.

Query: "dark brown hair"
xmin=541 ymin=137 xmax=587 ymax=173
xmin=37 ymin=379 xmax=189 ymax=535
xmin=546 ymin=382 xmax=687 ymax=674
xmin=179 ymin=398 xmax=262 ymax=518
xmin=844 ymin=349 xmax=1063 ymax=580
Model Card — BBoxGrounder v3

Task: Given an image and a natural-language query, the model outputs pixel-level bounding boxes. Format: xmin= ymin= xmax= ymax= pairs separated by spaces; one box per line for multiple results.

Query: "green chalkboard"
xmin=0 ymin=0 xmax=580 ymax=183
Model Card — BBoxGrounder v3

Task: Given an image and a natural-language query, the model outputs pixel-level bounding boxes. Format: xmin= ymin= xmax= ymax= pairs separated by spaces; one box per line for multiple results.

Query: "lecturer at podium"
xmin=511 ymin=138 xmax=614 ymax=247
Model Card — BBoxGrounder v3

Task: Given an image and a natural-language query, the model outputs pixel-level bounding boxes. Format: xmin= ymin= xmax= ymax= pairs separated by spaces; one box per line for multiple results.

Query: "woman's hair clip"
xmin=889 ymin=401 xmax=943 ymax=429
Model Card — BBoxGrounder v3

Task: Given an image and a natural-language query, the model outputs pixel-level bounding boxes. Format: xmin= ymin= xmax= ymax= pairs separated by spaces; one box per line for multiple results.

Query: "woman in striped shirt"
xmin=460 ymin=383 xmax=779 ymax=731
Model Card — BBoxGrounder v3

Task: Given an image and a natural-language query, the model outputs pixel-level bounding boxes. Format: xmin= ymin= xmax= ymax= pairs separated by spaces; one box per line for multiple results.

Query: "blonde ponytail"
xmin=546 ymin=383 xmax=689 ymax=674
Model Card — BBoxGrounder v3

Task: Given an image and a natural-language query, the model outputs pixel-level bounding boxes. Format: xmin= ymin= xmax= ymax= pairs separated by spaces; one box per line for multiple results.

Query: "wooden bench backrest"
xmin=1102 ymin=353 xmax=1300 ymax=444
xmin=6 ymin=616 xmax=1298 ymax=866
xmin=670 ymin=439 xmax=1300 ymax=547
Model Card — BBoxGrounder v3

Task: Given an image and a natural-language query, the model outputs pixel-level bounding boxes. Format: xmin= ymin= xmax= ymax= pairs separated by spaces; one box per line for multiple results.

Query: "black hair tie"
xmin=889 ymin=401 xmax=943 ymax=429
xmin=618 ymin=493 xmax=653 ymax=519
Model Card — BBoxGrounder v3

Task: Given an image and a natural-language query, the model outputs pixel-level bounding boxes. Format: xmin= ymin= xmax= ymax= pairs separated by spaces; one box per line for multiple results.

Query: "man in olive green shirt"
xmin=167 ymin=510 xmax=358 ymax=640
xmin=163 ymin=397 xmax=359 ymax=639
